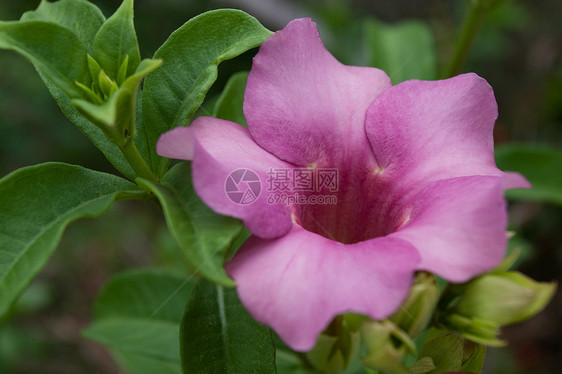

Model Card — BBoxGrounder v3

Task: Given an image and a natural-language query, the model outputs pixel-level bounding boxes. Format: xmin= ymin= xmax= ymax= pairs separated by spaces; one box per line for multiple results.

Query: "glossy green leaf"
xmin=137 ymin=162 xmax=243 ymax=286
xmin=84 ymin=269 xmax=194 ymax=374
xmin=0 ymin=162 xmax=139 ymax=319
xmin=495 ymin=144 xmax=562 ymax=205
xmin=180 ymin=280 xmax=276 ymax=373
xmin=20 ymin=0 xmax=105 ymax=52
xmin=213 ymin=71 xmax=249 ymax=126
xmin=364 ymin=19 xmax=437 ymax=83
xmin=0 ymin=20 xmax=89 ymax=97
xmin=93 ymin=0 xmax=141 ymax=80
xmin=142 ymin=9 xmax=272 ymax=175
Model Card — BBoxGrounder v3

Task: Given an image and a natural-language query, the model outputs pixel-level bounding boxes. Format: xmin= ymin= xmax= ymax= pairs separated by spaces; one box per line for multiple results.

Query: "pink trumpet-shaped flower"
xmin=157 ymin=18 xmax=529 ymax=351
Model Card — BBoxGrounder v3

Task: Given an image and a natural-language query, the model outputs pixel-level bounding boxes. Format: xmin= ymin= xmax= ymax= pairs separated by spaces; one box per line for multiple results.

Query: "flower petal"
xmin=502 ymin=171 xmax=532 ymax=190
xmin=157 ymin=117 xmax=294 ymax=239
xmin=227 ymin=224 xmax=420 ymax=351
xmin=391 ymin=175 xmax=507 ymax=282
xmin=365 ymin=73 xmax=527 ymax=189
xmin=244 ymin=18 xmax=391 ymax=168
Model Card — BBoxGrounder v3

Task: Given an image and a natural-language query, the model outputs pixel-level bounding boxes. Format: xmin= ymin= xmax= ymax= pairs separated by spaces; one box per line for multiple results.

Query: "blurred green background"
xmin=0 ymin=0 xmax=561 ymax=373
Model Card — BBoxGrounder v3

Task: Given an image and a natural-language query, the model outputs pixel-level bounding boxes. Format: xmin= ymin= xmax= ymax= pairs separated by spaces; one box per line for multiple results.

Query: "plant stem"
xmin=443 ymin=0 xmax=489 ymax=78
xmin=119 ymin=140 xmax=158 ymax=182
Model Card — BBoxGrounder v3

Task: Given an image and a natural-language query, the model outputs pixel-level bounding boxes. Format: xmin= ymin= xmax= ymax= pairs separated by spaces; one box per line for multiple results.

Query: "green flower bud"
xmin=72 ymin=57 xmax=162 ymax=147
xmin=361 ymin=320 xmax=416 ymax=374
xmin=440 ymin=271 xmax=556 ymax=345
xmin=391 ymin=272 xmax=440 ymax=338
xmin=98 ymin=69 xmax=119 ymax=99
xmin=306 ymin=315 xmax=361 ymax=373
xmin=454 ymin=271 xmax=555 ymax=324
xmin=87 ymin=54 xmax=103 ymax=93
xmin=117 ymin=55 xmax=130 ymax=86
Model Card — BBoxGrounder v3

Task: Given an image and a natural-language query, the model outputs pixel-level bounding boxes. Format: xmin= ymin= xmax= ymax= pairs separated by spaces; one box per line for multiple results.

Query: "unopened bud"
xmin=441 ymin=271 xmax=556 ymax=345
xmin=391 ymin=272 xmax=439 ymax=338
xmin=361 ymin=320 xmax=415 ymax=374
xmin=306 ymin=315 xmax=361 ymax=373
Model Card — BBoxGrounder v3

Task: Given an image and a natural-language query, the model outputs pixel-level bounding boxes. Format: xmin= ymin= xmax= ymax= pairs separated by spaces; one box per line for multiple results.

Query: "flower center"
xmin=293 ymin=166 xmax=410 ymax=244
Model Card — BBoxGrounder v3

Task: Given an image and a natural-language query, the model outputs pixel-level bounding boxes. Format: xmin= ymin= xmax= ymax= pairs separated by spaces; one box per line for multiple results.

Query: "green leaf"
xmin=93 ymin=0 xmax=141 ymax=80
xmin=93 ymin=268 xmax=194 ymax=322
xmin=409 ymin=357 xmax=436 ymax=374
xmin=20 ymin=0 xmax=105 ymax=52
xmin=0 ymin=162 xmax=138 ymax=319
xmin=137 ymin=162 xmax=243 ymax=286
xmin=417 ymin=330 xmax=463 ymax=373
xmin=112 ymin=351 xmax=180 ymax=374
xmin=84 ymin=269 xmax=194 ymax=374
xmin=495 ymin=144 xmax=562 ymax=205
xmin=142 ymin=9 xmax=272 ymax=176
xmin=0 ymin=20 xmax=89 ymax=96
xmin=414 ymin=331 xmax=487 ymax=374
xmin=213 ymin=71 xmax=249 ymax=126
xmin=180 ymin=280 xmax=276 ymax=374
xmin=363 ymin=19 xmax=437 ymax=84
xmin=460 ymin=342 xmax=486 ymax=373
xmin=85 ymin=319 xmax=180 ymax=361
xmin=0 ymin=15 xmax=136 ymax=178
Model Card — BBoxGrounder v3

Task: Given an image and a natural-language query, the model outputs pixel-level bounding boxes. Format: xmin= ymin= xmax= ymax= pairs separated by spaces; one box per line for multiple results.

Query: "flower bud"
xmin=98 ymin=69 xmax=119 ymax=99
xmin=441 ymin=271 xmax=556 ymax=345
xmin=360 ymin=320 xmax=415 ymax=374
xmin=72 ymin=57 xmax=162 ymax=147
xmin=390 ymin=272 xmax=440 ymax=338
xmin=306 ymin=315 xmax=361 ymax=373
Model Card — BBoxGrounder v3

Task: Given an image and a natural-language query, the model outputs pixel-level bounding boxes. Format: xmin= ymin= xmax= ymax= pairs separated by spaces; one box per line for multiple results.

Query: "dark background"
xmin=0 ymin=0 xmax=560 ymax=373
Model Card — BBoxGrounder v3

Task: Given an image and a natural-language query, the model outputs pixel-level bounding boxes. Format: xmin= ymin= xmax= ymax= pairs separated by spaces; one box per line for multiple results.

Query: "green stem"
xmin=443 ymin=0 xmax=489 ymax=78
xmin=119 ymin=140 xmax=158 ymax=182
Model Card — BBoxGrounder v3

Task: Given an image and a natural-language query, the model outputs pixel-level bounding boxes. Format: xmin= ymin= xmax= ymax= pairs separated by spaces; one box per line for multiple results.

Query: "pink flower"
xmin=157 ymin=19 xmax=529 ymax=351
